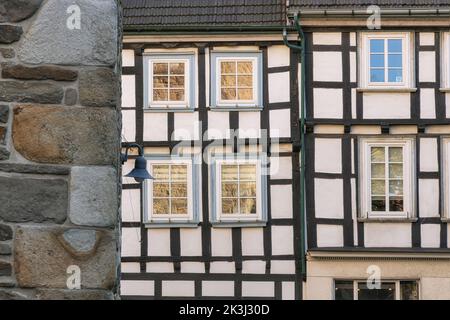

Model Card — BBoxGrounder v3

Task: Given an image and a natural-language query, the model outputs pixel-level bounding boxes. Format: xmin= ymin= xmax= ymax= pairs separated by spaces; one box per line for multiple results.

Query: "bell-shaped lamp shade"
xmin=125 ymin=156 xmax=153 ymax=183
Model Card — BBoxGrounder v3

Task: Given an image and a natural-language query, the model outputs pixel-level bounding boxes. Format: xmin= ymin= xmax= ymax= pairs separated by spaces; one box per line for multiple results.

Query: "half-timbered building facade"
xmin=119 ymin=0 xmax=303 ymax=300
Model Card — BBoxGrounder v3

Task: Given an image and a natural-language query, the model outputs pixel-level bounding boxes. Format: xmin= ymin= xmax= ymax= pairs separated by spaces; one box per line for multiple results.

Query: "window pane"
xmin=222 ymin=198 xmax=238 ymax=214
xmin=371 ymin=147 xmax=385 ymax=162
xmin=221 ymin=88 xmax=236 ymax=100
xmin=388 ymin=39 xmax=402 ymax=53
xmin=400 ymin=281 xmax=419 ymax=300
xmin=170 ymin=76 xmax=184 ymax=88
xmin=169 ymin=89 xmax=185 ymax=101
xmin=171 ymin=199 xmax=188 ymax=214
xmin=371 ymin=163 xmax=385 ymax=178
xmin=153 ymin=199 xmax=169 ymax=214
xmin=153 ymin=183 xmax=170 ymax=197
xmin=240 ymin=182 xmax=257 ymax=197
xmin=153 ymin=165 xmax=169 ymax=180
xmin=171 ymin=183 xmax=187 ymax=197
xmin=372 ymin=196 xmax=386 ymax=211
xmin=237 ymin=61 xmax=252 ymax=74
xmin=238 ymin=75 xmax=253 ymax=87
xmin=335 ymin=281 xmax=354 ymax=300
xmin=370 ymin=69 xmax=385 ymax=82
xmin=222 ymin=165 xmax=238 ymax=180
xmin=170 ymin=63 xmax=184 ymax=75
xmin=221 ymin=75 xmax=236 ymax=87
xmin=389 ymin=197 xmax=404 ymax=211
xmin=358 ymin=282 xmax=395 ymax=300
xmin=371 ymin=180 xmax=385 ymax=195
xmin=389 ymin=164 xmax=403 ymax=178
xmin=388 ymin=69 xmax=403 ymax=82
xmin=389 ymin=180 xmax=403 ymax=195
xmin=171 ymin=165 xmax=187 ymax=181
xmin=153 ymin=89 xmax=168 ymax=101
xmin=153 ymin=63 xmax=168 ymax=74
xmin=238 ymin=88 xmax=253 ymax=100
xmin=240 ymin=198 xmax=257 ymax=214
xmin=389 ymin=147 xmax=403 ymax=162
xmin=370 ymin=54 xmax=384 ymax=68
xmin=153 ymin=76 xmax=168 ymax=88
xmin=388 ymin=54 xmax=402 ymax=68
xmin=222 ymin=183 xmax=238 ymax=197
xmin=370 ymin=39 xmax=384 ymax=53
xmin=221 ymin=61 xmax=236 ymax=74
xmin=239 ymin=165 xmax=256 ymax=180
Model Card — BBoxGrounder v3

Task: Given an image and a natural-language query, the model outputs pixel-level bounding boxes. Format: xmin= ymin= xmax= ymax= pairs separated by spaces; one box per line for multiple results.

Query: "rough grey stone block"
xmin=0 ymin=25 xmax=23 ymax=44
xmin=0 ymin=81 xmax=63 ymax=104
xmin=79 ymin=68 xmax=117 ymax=108
xmin=69 ymin=166 xmax=118 ymax=228
xmin=0 ymin=0 xmax=43 ymax=23
xmin=61 ymin=229 xmax=98 ymax=256
xmin=18 ymin=0 xmax=118 ymax=66
xmin=64 ymin=88 xmax=78 ymax=106
xmin=0 ymin=105 xmax=9 ymax=123
xmin=0 ymin=225 xmax=13 ymax=241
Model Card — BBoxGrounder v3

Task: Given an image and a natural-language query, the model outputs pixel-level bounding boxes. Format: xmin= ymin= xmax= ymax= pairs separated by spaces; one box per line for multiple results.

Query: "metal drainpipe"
xmin=283 ymin=14 xmax=307 ymax=280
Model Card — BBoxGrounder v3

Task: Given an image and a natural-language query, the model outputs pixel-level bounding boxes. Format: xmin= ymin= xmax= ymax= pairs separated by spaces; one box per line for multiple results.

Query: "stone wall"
xmin=0 ymin=0 xmax=121 ymax=299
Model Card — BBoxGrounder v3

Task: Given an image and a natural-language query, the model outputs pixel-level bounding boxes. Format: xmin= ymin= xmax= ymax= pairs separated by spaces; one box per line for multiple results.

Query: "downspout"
xmin=283 ymin=14 xmax=307 ymax=280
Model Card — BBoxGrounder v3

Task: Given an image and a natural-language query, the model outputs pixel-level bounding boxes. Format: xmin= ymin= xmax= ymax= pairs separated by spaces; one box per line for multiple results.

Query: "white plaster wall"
xmin=282 ymin=282 xmax=296 ymax=300
xmin=121 ymin=263 xmax=140 ymax=273
xmin=314 ymin=179 xmax=344 ymax=219
xmin=350 ymin=32 xmax=356 ymax=46
xmin=181 ymin=262 xmax=205 ymax=273
xmin=238 ymin=111 xmax=260 ymax=139
xmin=313 ymin=52 xmax=342 ymax=82
xmin=420 ymin=88 xmax=436 ymax=119
xmin=270 ymin=185 xmax=293 ymax=219
xmin=313 ymin=32 xmax=341 ymax=45
xmin=122 ymin=49 xmax=135 ymax=67
xmin=419 ymin=51 xmax=436 ymax=82
xmin=269 ymin=109 xmax=291 ymax=138
xmin=242 ymin=260 xmax=266 ymax=274
xmin=173 ymin=112 xmax=200 ymax=140
xmin=210 ymin=261 xmax=235 ymax=273
xmin=241 ymin=228 xmax=264 ymax=256
xmin=350 ymin=52 xmax=356 ymax=83
xmin=143 ymin=113 xmax=168 ymax=141
xmin=267 ymin=45 xmax=290 ymax=68
xmin=270 ymin=156 xmax=292 ymax=179
xmin=272 ymin=226 xmax=294 ymax=255
xmin=421 ymin=224 xmax=441 ymax=248
xmin=419 ymin=179 xmax=440 ymax=217
xmin=351 ymin=88 xmax=357 ymax=119
xmin=315 ymin=138 xmax=342 ymax=173
xmin=122 ymin=75 xmax=136 ymax=108
xmin=207 ymin=111 xmax=230 ymax=140
xmin=147 ymin=229 xmax=171 ymax=256
xmin=180 ymin=228 xmax=202 ymax=256
xmin=316 ymin=225 xmax=344 ymax=247
xmin=211 ymin=228 xmax=232 ymax=256
xmin=313 ymin=88 xmax=343 ymax=119
xmin=421 ymin=278 xmax=450 ymax=300
xmin=242 ymin=282 xmax=274 ymax=298
xmin=122 ymin=109 xmax=135 ymax=142
xmin=162 ymin=281 xmax=195 ymax=297
xmin=446 ymin=93 xmax=450 ymax=118
xmin=202 ymin=281 xmax=234 ymax=297
xmin=419 ymin=33 xmax=435 ymax=46
xmin=271 ymin=260 xmax=296 ymax=274
xmin=268 ymin=72 xmax=290 ymax=103
xmin=304 ymin=277 xmax=334 ymax=300
xmin=121 ymin=228 xmax=141 ymax=257
xmin=364 ymin=223 xmax=411 ymax=247
xmin=121 ymin=189 xmax=140 ymax=222
xmin=420 ymin=138 xmax=438 ymax=172
xmin=363 ymin=93 xmax=410 ymax=119
xmin=121 ymin=280 xmax=154 ymax=296
xmin=146 ymin=262 xmax=174 ymax=273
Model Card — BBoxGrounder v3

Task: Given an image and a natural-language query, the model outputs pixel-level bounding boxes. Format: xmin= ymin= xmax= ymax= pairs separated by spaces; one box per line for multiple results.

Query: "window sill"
xmin=356 ymin=88 xmax=417 ymax=93
xmin=358 ymin=218 xmax=418 ymax=223
xmin=208 ymin=106 xmax=263 ymax=112
xmin=439 ymin=88 xmax=450 ymax=93
xmin=144 ymin=107 xmax=195 ymax=113
xmin=211 ymin=221 xmax=267 ymax=228
xmin=144 ymin=221 xmax=200 ymax=228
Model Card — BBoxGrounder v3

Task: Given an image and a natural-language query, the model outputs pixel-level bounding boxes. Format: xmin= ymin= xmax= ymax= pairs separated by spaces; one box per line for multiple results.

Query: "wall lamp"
xmin=121 ymin=143 xmax=153 ymax=183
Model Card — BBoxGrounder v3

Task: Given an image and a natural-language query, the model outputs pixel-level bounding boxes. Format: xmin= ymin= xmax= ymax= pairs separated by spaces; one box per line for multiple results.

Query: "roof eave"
xmin=123 ymin=24 xmax=291 ymax=35
xmin=287 ymin=8 xmax=450 ymax=18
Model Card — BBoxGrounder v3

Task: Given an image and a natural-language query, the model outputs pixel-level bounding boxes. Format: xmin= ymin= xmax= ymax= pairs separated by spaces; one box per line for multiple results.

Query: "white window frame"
xmin=442 ymin=137 xmax=450 ymax=219
xmin=215 ymin=57 xmax=258 ymax=107
xmin=145 ymin=158 xmax=194 ymax=223
xmin=359 ymin=137 xmax=416 ymax=219
xmin=334 ymin=280 xmax=420 ymax=300
xmin=441 ymin=32 xmax=450 ymax=89
xmin=359 ymin=32 xmax=414 ymax=89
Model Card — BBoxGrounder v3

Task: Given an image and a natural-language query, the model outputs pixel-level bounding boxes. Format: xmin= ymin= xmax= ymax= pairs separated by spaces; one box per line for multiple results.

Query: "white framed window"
xmin=442 ymin=137 xmax=450 ymax=219
xmin=334 ymin=280 xmax=419 ymax=300
xmin=144 ymin=53 xmax=195 ymax=110
xmin=210 ymin=52 xmax=263 ymax=109
xmin=359 ymin=32 xmax=414 ymax=89
xmin=441 ymin=32 xmax=450 ymax=89
xmin=210 ymin=154 xmax=268 ymax=225
xmin=359 ymin=137 xmax=415 ymax=219
xmin=144 ymin=157 xmax=200 ymax=226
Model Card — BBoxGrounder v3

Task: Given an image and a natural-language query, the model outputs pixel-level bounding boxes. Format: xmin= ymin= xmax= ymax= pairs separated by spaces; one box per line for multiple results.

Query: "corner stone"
xmin=0 ymin=105 xmax=9 ymax=123
xmin=0 ymin=0 xmax=43 ymax=23
xmin=15 ymin=226 xmax=116 ymax=289
xmin=0 ymin=262 xmax=12 ymax=277
xmin=0 ymin=81 xmax=63 ymax=104
xmin=79 ymin=68 xmax=117 ymax=108
xmin=0 ymin=224 xmax=13 ymax=241
xmin=2 ymin=64 xmax=78 ymax=81
xmin=0 ymin=25 xmax=23 ymax=44
xmin=12 ymin=104 xmax=119 ymax=165
xmin=36 ymin=289 xmax=114 ymax=300
xmin=69 ymin=166 xmax=118 ymax=228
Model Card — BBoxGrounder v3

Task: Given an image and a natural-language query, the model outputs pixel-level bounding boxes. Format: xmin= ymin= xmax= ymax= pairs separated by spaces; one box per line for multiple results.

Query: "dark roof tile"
xmin=289 ymin=0 xmax=450 ymax=9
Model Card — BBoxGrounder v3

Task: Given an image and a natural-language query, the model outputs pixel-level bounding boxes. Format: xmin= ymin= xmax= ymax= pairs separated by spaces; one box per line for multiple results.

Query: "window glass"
xmin=220 ymin=60 xmax=254 ymax=102
xmin=358 ymin=282 xmax=396 ymax=300
xmin=152 ymin=164 xmax=188 ymax=216
xmin=335 ymin=281 xmax=354 ymax=300
xmin=400 ymin=281 xmax=419 ymax=300
xmin=369 ymin=38 xmax=403 ymax=83
xmin=152 ymin=61 xmax=186 ymax=102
